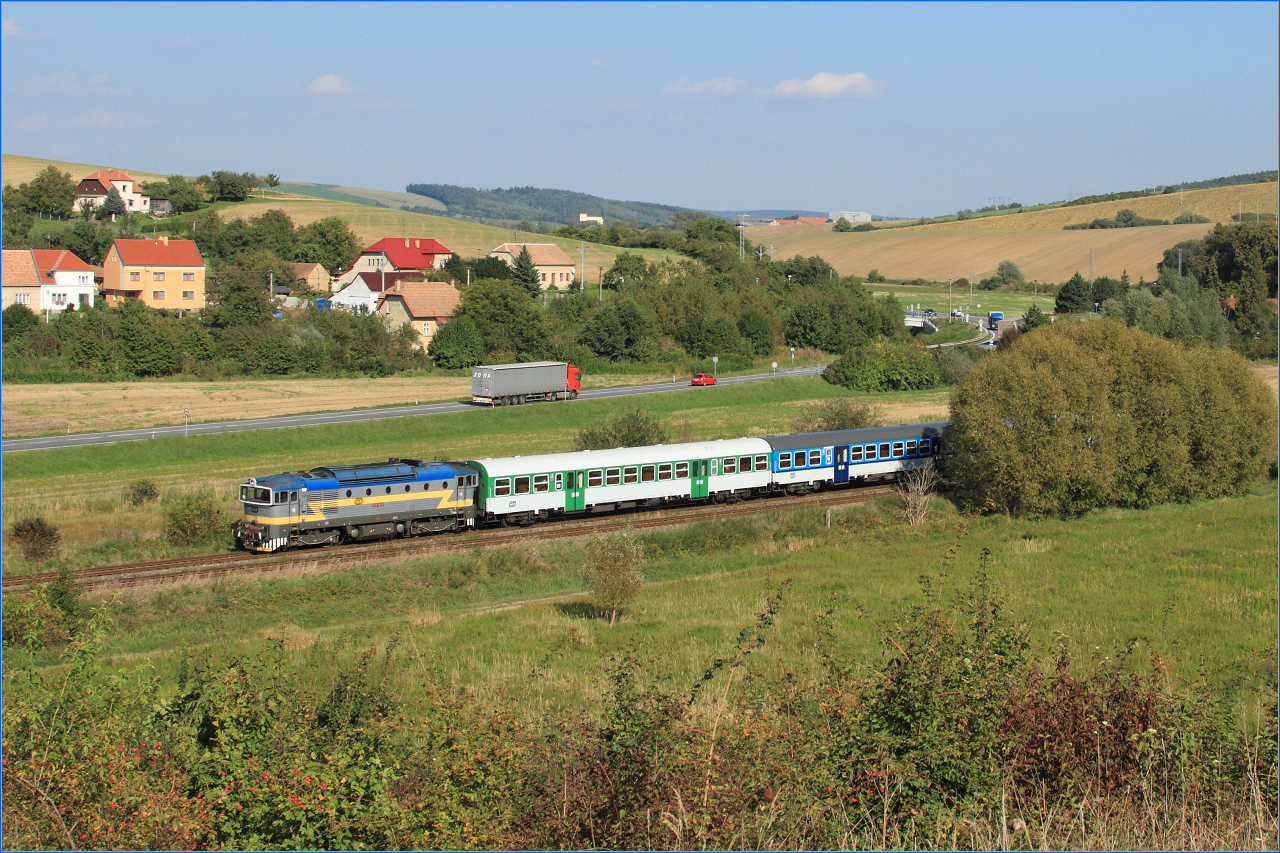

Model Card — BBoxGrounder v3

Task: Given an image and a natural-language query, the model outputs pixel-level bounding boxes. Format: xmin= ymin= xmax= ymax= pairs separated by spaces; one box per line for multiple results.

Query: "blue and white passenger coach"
xmin=763 ymin=422 xmax=946 ymax=492
xmin=235 ymin=458 xmax=477 ymax=552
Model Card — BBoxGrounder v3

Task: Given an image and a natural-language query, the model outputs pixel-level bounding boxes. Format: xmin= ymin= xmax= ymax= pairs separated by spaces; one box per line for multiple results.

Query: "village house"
xmin=332 ymin=237 xmax=452 ymax=289
xmin=101 ymin=236 xmax=205 ymax=312
xmin=2 ymin=248 xmax=97 ymax=313
xmin=330 ymin=270 xmax=426 ymax=314
xmin=76 ymin=169 xmax=151 ymax=214
xmin=375 ymin=279 xmax=461 ymax=351
xmin=487 ymin=242 xmax=576 ymax=290
xmin=292 ymin=262 xmax=333 ymax=293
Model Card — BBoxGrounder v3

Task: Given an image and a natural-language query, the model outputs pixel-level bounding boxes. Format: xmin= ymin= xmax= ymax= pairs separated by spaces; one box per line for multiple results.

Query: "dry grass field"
xmin=746 ymin=222 xmax=1216 ymax=282
xmin=3 ymin=153 xmax=166 ymax=187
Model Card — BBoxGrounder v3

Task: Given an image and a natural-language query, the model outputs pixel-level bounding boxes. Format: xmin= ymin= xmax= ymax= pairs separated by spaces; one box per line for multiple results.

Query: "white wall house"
xmin=829 ymin=211 xmax=873 ymax=223
xmin=330 ymin=271 xmax=424 ymax=314
xmin=31 ymin=249 xmax=97 ymax=311
xmin=76 ymin=170 xmax=151 ymax=214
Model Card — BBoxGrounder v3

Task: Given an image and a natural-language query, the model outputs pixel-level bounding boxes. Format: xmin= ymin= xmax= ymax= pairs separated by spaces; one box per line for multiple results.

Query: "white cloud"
xmin=762 ymin=71 xmax=882 ymax=99
xmin=667 ymin=77 xmax=747 ymax=99
xmin=307 ymin=73 xmax=354 ymax=95
xmin=2 ymin=18 xmax=24 ymax=37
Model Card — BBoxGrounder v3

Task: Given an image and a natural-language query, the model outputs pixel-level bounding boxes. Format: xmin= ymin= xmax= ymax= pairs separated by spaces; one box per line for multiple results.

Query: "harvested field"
xmin=745 ymin=222 xmax=1215 ymax=282
xmin=2 ymin=153 xmax=166 ymax=187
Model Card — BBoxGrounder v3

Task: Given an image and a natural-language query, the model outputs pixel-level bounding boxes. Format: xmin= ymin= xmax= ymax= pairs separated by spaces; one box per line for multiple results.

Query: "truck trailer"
xmin=472 ymin=361 xmax=582 ymax=406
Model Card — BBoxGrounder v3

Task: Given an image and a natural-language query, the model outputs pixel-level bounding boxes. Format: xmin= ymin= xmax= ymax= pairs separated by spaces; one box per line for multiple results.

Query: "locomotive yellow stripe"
xmin=242 ymin=489 xmax=470 ymax=524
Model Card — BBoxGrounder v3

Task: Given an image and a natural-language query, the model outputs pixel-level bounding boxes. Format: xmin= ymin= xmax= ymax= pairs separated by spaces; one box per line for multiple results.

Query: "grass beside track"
xmin=58 ymin=485 xmax=1280 ymax=719
xmin=0 ymin=378 xmax=951 ymax=574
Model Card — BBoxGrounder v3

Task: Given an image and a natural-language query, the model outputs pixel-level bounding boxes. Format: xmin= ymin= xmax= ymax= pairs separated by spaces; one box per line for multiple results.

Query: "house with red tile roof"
xmin=101 ymin=236 xmax=205 ymax=311
xmin=2 ymin=248 xmax=96 ymax=312
xmin=375 ymin=280 xmax=461 ymax=350
xmin=487 ymin=242 xmax=576 ymax=290
xmin=331 ymin=270 xmax=427 ymax=314
xmin=332 ymin=237 xmax=453 ymax=289
xmin=76 ymin=169 xmax=151 ymax=214
xmin=2 ymin=249 xmax=43 ymax=311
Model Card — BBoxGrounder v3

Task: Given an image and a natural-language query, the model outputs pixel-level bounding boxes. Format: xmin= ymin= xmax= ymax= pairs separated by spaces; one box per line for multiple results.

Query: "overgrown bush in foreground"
xmin=824 ymin=338 xmax=940 ymax=392
xmin=4 ymin=549 xmax=1274 ymax=851
xmin=946 ymin=319 xmax=1277 ymax=516
xmin=161 ymin=493 xmax=224 ymax=545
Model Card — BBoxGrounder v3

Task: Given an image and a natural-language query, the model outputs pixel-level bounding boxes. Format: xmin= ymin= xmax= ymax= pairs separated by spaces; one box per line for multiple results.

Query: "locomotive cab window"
xmin=515 ymin=477 xmax=530 ymax=494
xmin=675 ymin=462 xmax=689 ymax=478
xmin=892 ymin=442 xmax=904 ymax=458
xmin=606 ymin=468 xmax=621 ymax=486
xmin=588 ymin=470 xmax=603 ymax=487
xmin=241 ymin=486 xmax=271 ymax=504
xmin=658 ymin=464 xmax=672 ymax=481
xmin=642 ymin=465 xmax=656 ymax=482
xmin=906 ymin=440 xmax=917 ymax=456
xmin=755 ymin=455 xmax=769 ymax=471
xmin=494 ymin=478 xmax=511 ymax=496
xmin=623 ymin=467 xmax=638 ymax=484
xmin=778 ymin=452 xmax=792 ymax=469
xmin=290 ymin=491 xmax=298 ymax=501
xmin=722 ymin=457 xmax=736 ymax=474
xmin=809 ymin=449 xmax=822 ymax=466
xmin=533 ymin=475 xmax=549 ymax=492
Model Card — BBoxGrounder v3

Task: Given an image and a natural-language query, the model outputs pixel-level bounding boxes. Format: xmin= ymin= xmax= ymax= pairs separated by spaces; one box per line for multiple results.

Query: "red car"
xmin=690 ymin=373 xmax=716 ymax=386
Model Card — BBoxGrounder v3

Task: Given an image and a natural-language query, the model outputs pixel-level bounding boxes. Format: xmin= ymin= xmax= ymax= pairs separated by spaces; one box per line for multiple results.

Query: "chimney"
xmin=404 ymin=238 xmax=410 ymax=248
xmin=157 ymin=235 xmax=168 ymax=246
xmin=415 ymin=239 xmax=420 ymax=248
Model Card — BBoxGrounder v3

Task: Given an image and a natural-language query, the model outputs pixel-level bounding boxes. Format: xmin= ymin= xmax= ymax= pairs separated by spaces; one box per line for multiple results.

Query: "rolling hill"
xmin=3 ymin=153 xmax=166 ymax=187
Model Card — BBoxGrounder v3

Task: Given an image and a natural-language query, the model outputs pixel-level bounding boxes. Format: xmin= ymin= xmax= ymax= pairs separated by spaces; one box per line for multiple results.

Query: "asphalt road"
xmin=1 ymin=365 xmax=827 ymax=454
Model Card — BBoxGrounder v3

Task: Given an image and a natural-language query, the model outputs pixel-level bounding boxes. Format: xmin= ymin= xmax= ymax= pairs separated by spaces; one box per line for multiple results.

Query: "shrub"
xmin=791 ymin=397 xmax=883 ymax=433
xmin=582 ymin=533 xmax=645 ymax=625
xmin=1172 ymin=211 xmax=1211 ymax=224
xmin=161 ymin=493 xmax=225 ymax=546
xmin=124 ymin=478 xmax=160 ymax=506
xmin=934 ymin=345 xmax=978 ymax=385
xmin=866 ymin=268 xmax=887 ymax=283
xmin=574 ymin=408 xmax=668 ymax=450
xmin=9 ymin=516 xmax=61 ymax=560
xmin=823 ymin=339 xmax=940 ymax=392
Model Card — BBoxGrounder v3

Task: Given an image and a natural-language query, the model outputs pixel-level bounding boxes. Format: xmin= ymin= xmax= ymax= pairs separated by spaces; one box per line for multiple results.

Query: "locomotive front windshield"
xmin=240 ymin=485 xmax=271 ymax=504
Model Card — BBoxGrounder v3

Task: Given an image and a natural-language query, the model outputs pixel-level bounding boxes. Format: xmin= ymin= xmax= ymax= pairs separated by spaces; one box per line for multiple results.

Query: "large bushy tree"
xmin=428 ymin=315 xmax=486 ymax=369
xmin=1054 ymin=272 xmax=1093 ymax=314
xmin=456 ymin=278 xmax=549 ymax=360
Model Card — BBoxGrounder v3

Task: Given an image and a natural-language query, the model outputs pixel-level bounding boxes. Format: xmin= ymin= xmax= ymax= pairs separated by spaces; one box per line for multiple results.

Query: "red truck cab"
xmin=566 ymin=364 xmax=582 ymax=397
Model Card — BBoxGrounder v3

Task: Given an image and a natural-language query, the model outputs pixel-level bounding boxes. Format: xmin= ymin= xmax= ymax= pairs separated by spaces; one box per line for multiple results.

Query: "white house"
xmin=76 ymin=170 xmax=151 ymax=214
xmin=829 ymin=211 xmax=873 ymax=223
xmin=1 ymin=249 xmax=97 ymax=313
xmin=330 ymin=271 xmax=425 ymax=314
xmin=331 ymin=237 xmax=453 ymax=289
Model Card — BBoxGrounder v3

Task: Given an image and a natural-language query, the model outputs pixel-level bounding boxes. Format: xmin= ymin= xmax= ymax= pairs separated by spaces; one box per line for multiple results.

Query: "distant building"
xmin=332 ymin=237 xmax=452 ymax=288
xmin=578 ymin=214 xmax=604 ymax=226
xmin=829 ymin=211 xmax=872 ymax=223
xmin=375 ymin=279 xmax=462 ymax=351
xmin=772 ymin=217 xmax=831 ymax=225
xmin=331 ymin=270 xmax=425 ymax=314
xmin=292 ymin=262 xmax=333 ymax=293
xmin=101 ymin=236 xmax=205 ymax=312
xmin=150 ymin=198 xmax=173 ymax=215
xmin=76 ymin=169 xmax=151 ymax=214
xmin=488 ymin=242 xmax=576 ymax=290
xmin=1 ymin=249 xmax=94 ymax=312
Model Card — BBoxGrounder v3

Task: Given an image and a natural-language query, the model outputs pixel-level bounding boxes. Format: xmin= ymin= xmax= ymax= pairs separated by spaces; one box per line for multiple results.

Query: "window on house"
xmin=540 ymin=272 xmax=546 ymax=282
xmin=722 ymin=457 xmax=736 ymax=474
xmin=422 ymin=323 xmax=429 ymax=335
xmin=588 ymin=470 xmax=603 ymax=487
xmin=675 ymin=462 xmax=689 ymax=478
xmin=658 ymin=463 xmax=672 ymax=481
xmin=78 ymin=294 xmax=88 ymax=306
xmin=15 ymin=293 xmax=29 ymax=305
xmin=153 ymin=272 xmax=165 ymax=281
xmin=494 ymin=478 xmax=511 ymax=496
xmin=152 ymin=291 xmax=165 ymax=300
xmin=605 ymin=468 xmax=621 ymax=486
xmin=130 ymin=272 xmax=140 ymax=281
xmin=183 ymin=272 xmax=195 ymax=281
xmin=533 ymin=475 xmax=549 ymax=493
xmin=182 ymin=291 xmax=194 ymax=300
xmin=128 ymin=199 xmax=134 ymax=207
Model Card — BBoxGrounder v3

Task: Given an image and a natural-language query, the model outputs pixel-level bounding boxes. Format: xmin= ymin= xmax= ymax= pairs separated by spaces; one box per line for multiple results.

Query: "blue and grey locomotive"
xmin=235 ymin=458 xmax=477 ymax=552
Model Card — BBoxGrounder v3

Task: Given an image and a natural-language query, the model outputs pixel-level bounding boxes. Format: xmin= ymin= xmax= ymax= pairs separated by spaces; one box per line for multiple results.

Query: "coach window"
xmin=879 ymin=443 xmax=891 ymax=459
xmin=740 ymin=456 xmax=753 ymax=472
xmin=825 ymin=448 xmax=833 ymax=465
xmin=658 ymin=463 xmax=672 ymax=481
xmin=755 ymin=455 xmax=769 ymax=471
xmin=710 ymin=459 xmax=718 ymax=475
xmin=555 ymin=473 xmax=563 ymax=490
xmin=849 ymin=445 xmax=863 ymax=462
xmin=642 ymin=465 xmax=656 ymax=482
xmin=534 ymin=474 xmax=549 ymax=492
xmin=892 ymin=442 xmax=904 ymax=458
xmin=606 ymin=468 xmax=621 ymax=486
xmin=809 ymin=449 xmax=822 ymax=466
xmin=722 ymin=457 xmax=736 ymax=474
xmin=494 ymin=478 xmax=511 ymax=496
xmin=623 ymin=467 xmax=638 ymax=484
xmin=778 ymin=452 xmax=792 ymax=470
xmin=515 ymin=477 xmax=530 ymax=494
xmin=588 ymin=469 xmax=604 ymax=487
xmin=865 ymin=444 xmax=877 ymax=461
xmin=906 ymin=440 xmax=917 ymax=456
xmin=675 ymin=461 xmax=689 ymax=478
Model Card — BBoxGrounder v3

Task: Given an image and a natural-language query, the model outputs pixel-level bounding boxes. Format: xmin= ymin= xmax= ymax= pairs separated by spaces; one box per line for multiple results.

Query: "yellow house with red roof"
xmin=101 ymin=236 xmax=205 ymax=311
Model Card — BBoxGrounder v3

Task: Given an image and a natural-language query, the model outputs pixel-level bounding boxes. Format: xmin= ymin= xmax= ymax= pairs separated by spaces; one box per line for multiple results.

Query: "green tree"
xmin=832 ymin=217 xmax=854 ymax=232
xmin=207 ymin=170 xmax=254 ymax=202
xmin=429 ymin=315 xmax=486 ymax=368
xmin=456 ymin=278 xmax=549 ymax=359
xmin=997 ymin=259 xmax=1024 ymax=284
xmin=866 ymin=269 xmax=887 ymax=283
xmin=1054 ymin=272 xmax=1093 ymax=313
xmin=99 ymin=187 xmax=128 ymax=218
xmin=574 ymin=408 xmax=668 ymax=450
xmin=783 ymin=303 xmax=834 ymax=350
xmin=15 ymin=165 xmax=78 ymax=217
xmin=1091 ymin=275 xmax=1124 ymax=303
xmin=582 ymin=533 xmax=645 ymax=626
xmin=1 ymin=303 xmax=38 ymax=342
xmin=581 ymin=299 xmax=657 ymax=361
xmin=471 ymin=255 xmax=512 ymax=280
xmin=737 ymin=309 xmax=775 ymax=355
xmin=823 ymin=339 xmax=940 ymax=392
xmin=1022 ymin=302 xmax=1051 ymax=332
xmin=511 ymin=246 xmax=541 ymax=297
xmin=2 ymin=209 xmax=34 ymax=247
xmin=203 ymin=266 xmax=275 ymax=330
xmin=116 ymin=299 xmax=180 ymax=376
xmin=294 ymin=216 xmax=362 ymax=274
xmin=604 ymin=251 xmax=648 ymax=288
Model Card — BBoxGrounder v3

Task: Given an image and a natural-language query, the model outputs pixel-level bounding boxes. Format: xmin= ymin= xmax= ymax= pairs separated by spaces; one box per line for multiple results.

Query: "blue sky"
xmin=2 ymin=2 xmax=1276 ymax=215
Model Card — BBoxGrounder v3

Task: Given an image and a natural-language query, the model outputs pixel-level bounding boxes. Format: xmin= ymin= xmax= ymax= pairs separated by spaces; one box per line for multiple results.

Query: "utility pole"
xmin=969 ymin=268 xmax=973 ymax=306
xmin=578 ymin=240 xmax=586 ymax=292
xmin=948 ymin=278 xmax=952 ymax=316
xmin=1178 ymin=248 xmax=1183 ymax=277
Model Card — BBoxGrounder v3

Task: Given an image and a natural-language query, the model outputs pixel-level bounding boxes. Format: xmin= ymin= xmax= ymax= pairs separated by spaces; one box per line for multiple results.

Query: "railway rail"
xmin=2 ymin=485 xmax=897 ymax=595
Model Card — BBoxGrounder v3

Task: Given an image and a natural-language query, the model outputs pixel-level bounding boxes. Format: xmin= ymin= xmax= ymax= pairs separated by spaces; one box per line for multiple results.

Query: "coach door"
xmin=834 ymin=446 xmax=849 ymax=483
xmin=691 ymin=459 xmax=709 ymax=499
xmin=566 ymin=470 xmax=586 ymax=512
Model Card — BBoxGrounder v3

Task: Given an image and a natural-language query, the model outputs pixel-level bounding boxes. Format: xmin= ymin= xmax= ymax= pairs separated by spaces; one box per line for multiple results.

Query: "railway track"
xmin=2 ymin=485 xmax=896 ymax=595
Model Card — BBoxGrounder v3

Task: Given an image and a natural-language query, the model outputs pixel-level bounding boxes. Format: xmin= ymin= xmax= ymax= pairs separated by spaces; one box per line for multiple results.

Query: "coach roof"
xmin=469 ymin=437 xmax=772 ymax=478
xmin=762 ymin=421 xmax=948 ymax=452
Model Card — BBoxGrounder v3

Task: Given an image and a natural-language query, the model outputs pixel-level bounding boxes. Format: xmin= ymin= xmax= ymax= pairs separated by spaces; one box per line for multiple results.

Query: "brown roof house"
xmin=292 ymin=262 xmax=333 ymax=293
xmin=375 ymin=280 xmax=461 ymax=351
xmin=488 ymin=242 xmax=576 ymax=290
xmin=2 ymin=249 xmax=43 ymax=311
